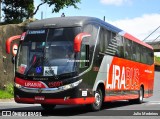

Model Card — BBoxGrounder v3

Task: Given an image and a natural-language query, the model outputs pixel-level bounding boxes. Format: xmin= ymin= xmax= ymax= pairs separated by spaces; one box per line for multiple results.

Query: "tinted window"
xmin=147 ymin=49 xmax=154 ymax=65
xmin=80 ymin=44 xmax=86 ymax=68
xmin=135 ymin=43 xmax=141 ymax=62
xmin=106 ymin=32 xmax=117 ymax=56
xmin=83 ymin=24 xmax=99 ymax=46
xmin=47 ymin=27 xmax=81 ymax=42
xmin=141 ymin=46 xmax=148 ymax=64
xmin=141 ymin=47 xmax=154 ymax=65
xmin=124 ymin=39 xmax=133 ymax=60
xmin=115 ymin=35 xmax=124 ymax=58
xmin=99 ymin=28 xmax=108 ymax=53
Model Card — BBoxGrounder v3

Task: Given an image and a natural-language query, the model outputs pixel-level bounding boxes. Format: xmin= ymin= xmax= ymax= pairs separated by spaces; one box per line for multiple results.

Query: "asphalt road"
xmin=0 ymin=71 xmax=160 ymax=119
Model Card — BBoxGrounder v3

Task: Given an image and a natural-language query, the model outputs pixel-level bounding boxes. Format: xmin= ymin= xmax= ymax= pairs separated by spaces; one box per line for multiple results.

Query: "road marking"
xmin=146 ymin=101 xmax=160 ymax=105
xmin=0 ymin=102 xmax=40 ymax=107
xmin=0 ymin=102 xmax=15 ymax=104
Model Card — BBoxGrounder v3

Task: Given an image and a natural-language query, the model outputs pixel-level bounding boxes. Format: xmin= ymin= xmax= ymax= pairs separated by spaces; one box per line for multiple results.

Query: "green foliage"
xmin=5 ymin=83 xmax=14 ymax=95
xmin=28 ymin=0 xmax=81 ymax=18
xmin=155 ymin=56 xmax=160 ymax=65
xmin=46 ymin=0 xmax=81 ymax=13
xmin=2 ymin=0 xmax=81 ymax=23
xmin=2 ymin=0 xmax=34 ymax=24
xmin=0 ymin=83 xmax=14 ymax=99
xmin=0 ymin=90 xmax=13 ymax=99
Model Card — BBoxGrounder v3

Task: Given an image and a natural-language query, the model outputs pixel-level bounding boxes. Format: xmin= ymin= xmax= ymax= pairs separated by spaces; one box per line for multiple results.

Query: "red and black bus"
xmin=6 ymin=16 xmax=154 ymax=111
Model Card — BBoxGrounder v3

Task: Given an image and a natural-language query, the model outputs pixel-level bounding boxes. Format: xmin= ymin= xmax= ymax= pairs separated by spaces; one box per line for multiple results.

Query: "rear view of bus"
xmin=12 ymin=16 xmax=154 ymax=111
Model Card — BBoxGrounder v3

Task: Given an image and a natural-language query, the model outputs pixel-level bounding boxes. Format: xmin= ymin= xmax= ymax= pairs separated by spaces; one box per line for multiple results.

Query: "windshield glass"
xmin=16 ymin=27 xmax=81 ymax=77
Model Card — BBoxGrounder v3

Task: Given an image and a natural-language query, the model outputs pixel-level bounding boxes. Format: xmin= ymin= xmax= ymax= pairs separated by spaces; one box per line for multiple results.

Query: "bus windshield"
xmin=16 ymin=27 xmax=81 ymax=77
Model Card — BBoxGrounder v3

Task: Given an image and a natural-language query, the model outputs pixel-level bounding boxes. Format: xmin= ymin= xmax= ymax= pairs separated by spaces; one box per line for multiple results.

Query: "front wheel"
xmin=88 ymin=87 xmax=103 ymax=111
xmin=41 ymin=104 xmax=56 ymax=110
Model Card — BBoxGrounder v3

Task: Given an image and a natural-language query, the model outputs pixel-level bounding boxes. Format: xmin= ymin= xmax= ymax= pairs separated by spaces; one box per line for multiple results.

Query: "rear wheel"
xmin=41 ymin=104 xmax=56 ymax=110
xmin=129 ymin=86 xmax=144 ymax=104
xmin=88 ymin=87 xmax=103 ymax=111
xmin=136 ymin=86 xmax=144 ymax=104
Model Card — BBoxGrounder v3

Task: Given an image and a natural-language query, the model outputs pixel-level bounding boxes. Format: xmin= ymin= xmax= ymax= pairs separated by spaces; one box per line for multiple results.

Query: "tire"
xmin=41 ymin=104 xmax=56 ymax=110
xmin=129 ymin=86 xmax=144 ymax=104
xmin=136 ymin=86 xmax=144 ymax=104
xmin=88 ymin=87 xmax=103 ymax=111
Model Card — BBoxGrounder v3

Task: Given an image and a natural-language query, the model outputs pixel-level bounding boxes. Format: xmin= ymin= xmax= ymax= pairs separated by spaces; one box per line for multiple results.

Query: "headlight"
xmin=60 ymin=79 xmax=82 ymax=90
xmin=15 ymin=83 xmax=22 ymax=88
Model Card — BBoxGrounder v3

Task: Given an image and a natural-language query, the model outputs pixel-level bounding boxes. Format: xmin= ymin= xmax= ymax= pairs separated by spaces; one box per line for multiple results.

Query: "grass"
xmin=0 ymin=83 xmax=14 ymax=99
xmin=0 ymin=90 xmax=13 ymax=99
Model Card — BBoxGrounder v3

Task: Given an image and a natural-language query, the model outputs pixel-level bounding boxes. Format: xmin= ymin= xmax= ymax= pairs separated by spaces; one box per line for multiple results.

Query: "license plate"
xmin=34 ymin=96 xmax=45 ymax=101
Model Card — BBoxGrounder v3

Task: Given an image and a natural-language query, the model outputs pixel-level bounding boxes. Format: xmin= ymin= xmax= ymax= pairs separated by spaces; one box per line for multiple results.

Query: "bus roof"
xmin=26 ymin=16 xmax=153 ymax=50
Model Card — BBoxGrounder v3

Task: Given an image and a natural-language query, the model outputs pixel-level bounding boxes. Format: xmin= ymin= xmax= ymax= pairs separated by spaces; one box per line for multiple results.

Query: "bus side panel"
xmin=144 ymin=64 xmax=154 ymax=98
xmin=103 ymin=56 xmax=154 ymax=102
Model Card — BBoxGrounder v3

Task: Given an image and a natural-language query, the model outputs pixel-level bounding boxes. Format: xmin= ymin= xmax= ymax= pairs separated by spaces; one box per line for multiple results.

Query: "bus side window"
xmin=132 ymin=42 xmax=137 ymax=61
xmin=99 ymin=28 xmax=106 ymax=53
xmin=147 ymin=49 xmax=154 ymax=65
xmin=139 ymin=46 xmax=153 ymax=65
xmin=124 ymin=39 xmax=133 ymax=60
xmin=135 ymin=43 xmax=141 ymax=62
xmin=83 ymin=24 xmax=99 ymax=47
xmin=106 ymin=31 xmax=116 ymax=56
xmin=115 ymin=35 xmax=124 ymax=58
xmin=141 ymin=46 xmax=146 ymax=64
xmin=79 ymin=38 xmax=90 ymax=68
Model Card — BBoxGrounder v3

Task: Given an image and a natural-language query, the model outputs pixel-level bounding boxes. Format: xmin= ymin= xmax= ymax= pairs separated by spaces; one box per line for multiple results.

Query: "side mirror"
xmin=6 ymin=32 xmax=26 ymax=54
xmin=74 ymin=33 xmax=91 ymax=52
xmin=6 ymin=35 xmax=21 ymax=54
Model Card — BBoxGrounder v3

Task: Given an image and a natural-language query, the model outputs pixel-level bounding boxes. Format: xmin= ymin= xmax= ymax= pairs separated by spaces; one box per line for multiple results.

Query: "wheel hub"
xmin=140 ymin=89 xmax=143 ymax=101
xmin=95 ymin=92 xmax=101 ymax=106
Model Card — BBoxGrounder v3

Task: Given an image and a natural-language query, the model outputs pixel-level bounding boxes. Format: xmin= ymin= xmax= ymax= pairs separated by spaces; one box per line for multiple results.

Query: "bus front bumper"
xmin=15 ymin=97 xmax=95 ymax=105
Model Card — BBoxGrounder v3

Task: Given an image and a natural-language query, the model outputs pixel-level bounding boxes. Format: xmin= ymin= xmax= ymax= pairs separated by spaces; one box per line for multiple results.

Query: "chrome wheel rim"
xmin=95 ymin=92 xmax=101 ymax=106
xmin=140 ymin=89 xmax=143 ymax=101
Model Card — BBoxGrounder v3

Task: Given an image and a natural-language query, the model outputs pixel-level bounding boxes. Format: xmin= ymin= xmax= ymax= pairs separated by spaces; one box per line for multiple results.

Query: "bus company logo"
xmin=33 ymin=78 xmax=48 ymax=81
xmin=24 ymin=82 xmax=42 ymax=88
xmin=38 ymin=88 xmax=42 ymax=93
xmin=106 ymin=64 xmax=140 ymax=90
xmin=28 ymin=30 xmax=45 ymax=35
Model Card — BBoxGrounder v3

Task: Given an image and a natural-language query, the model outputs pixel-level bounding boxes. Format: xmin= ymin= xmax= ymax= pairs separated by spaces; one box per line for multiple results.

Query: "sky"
xmin=34 ymin=0 xmax=160 ymax=56
xmin=2 ymin=0 xmax=159 ymax=53
xmin=34 ymin=0 xmax=160 ymax=42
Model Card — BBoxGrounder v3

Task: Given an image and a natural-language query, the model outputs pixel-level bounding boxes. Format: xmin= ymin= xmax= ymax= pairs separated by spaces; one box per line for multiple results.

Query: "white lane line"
xmin=0 ymin=102 xmax=40 ymax=107
xmin=146 ymin=101 xmax=160 ymax=105
xmin=0 ymin=102 xmax=15 ymax=104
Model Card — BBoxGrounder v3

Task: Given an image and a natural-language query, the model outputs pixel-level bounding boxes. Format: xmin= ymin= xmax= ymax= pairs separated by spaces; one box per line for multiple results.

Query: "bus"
xmin=6 ymin=16 xmax=154 ymax=111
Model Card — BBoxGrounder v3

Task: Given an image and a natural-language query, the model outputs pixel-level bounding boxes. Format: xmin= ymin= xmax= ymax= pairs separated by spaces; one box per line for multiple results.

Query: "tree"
xmin=2 ymin=0 xmax=34 ymax=23
xmin=2 ymin=0 xmax=81 ymax=24
xmin=28 ymin=0 xmax=81 ymax=18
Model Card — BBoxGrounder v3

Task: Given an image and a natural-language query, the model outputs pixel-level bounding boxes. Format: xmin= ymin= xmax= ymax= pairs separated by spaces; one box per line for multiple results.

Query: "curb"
xmin=0 ymin=98 xmax=14 ymax=102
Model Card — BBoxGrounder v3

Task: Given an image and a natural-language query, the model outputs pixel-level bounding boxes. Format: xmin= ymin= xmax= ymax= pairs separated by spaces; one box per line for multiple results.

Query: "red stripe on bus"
xmin=15 ymin=77 xmax=47 ymax=88
xmin=144 ymin=93 xmax=153 ymax=98
xmin=15 ymin=97 xmax=95 ymax=105
xmin=124 ymin=33 xmax=153 ymax=49
xmin=104 ymin=94 xmax=138 ymax=102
